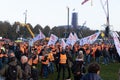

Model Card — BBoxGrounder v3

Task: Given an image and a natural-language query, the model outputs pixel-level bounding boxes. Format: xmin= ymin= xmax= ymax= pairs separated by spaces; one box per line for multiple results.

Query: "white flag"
xmin=66 ymin=32 xmax=76 ymax=46
xmin=112 ymin=31 xmax=120 ymax=56
xmin=79 ymin=32 xmax=100 ymax=45
xmin=47 ymin=34 xmax=58 ymax=46
xmin=61 ymin=39 xmax=67 ymax=49
xmin=32 ymin=30 xmax=45 ymax=42
xmin=74 ymin=32 xmax=79 ymax=41
xmin=88 ymin=32 xmax=100 ymax=44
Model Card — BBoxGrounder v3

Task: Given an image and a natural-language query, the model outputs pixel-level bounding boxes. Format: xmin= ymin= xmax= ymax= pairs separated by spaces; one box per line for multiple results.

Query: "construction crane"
xmin=16 ymin=22 xmax=35 ymax=38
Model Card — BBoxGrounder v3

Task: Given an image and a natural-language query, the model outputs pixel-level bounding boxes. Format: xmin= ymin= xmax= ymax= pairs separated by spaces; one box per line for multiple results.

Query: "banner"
xmin=32 ymin=30 xmax=45 ymax=42
xmin=61 ymin=39 xmax=67 ymax=49
xmin=66 ymin=32 xmax=77 ymax=46
xmin=74 ymin=32 xmax=79 ymax=41
xmin=47 ymin=34 xmax=58 ymax=46
xmin=112 ymin=32 xmax=120 ymax=56
xmin=79 ymin=32 xmax=100 ymax=45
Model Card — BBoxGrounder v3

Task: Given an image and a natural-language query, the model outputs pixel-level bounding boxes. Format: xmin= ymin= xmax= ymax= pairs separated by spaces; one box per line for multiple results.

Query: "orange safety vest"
xmin=41 ymin=56 xmax=49 ymax=65
xmin=92 ymin=47 xmax=97 ymax=57
xmin=37 ymin=46 xmax=42 ymax=54
xmin=32 ymin=55 xmax=39 ymax=65
xmin=28 ymin=58 xmax=33 ymax=66
xmin=86 ymin=49 xmax=90 ymax=55
xmin=48 ymin=52 xmax=54 ymax=62
xmin=3 ymin=54 xmax=8 ymax=57
xmin=0 ymin=54 xmax=3 ymax=58
xmin=59 ymin=54 xmax=67 ymax=64
xmin=97 ymin=46 xmax=101 ymax=50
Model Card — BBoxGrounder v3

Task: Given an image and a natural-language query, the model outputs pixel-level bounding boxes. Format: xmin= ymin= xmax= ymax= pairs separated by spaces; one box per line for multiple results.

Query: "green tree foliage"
xmin=33 ymin=24 xmax=43 ymax=35
xmin=43 ymin=25 xmax=50 ymax=37
xmin=0 ymin=20 xmax=111 ymax=40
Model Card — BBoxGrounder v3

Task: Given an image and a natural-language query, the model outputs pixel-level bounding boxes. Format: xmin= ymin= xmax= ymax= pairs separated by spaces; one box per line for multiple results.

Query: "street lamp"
xmin=64 ymin=7 xmax=70 ymax=38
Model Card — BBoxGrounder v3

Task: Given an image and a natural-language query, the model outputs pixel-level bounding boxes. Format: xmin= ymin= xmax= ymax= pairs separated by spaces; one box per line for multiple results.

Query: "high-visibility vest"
xmin=3 ymin=54 xmax=8 ymax=57
xmin=59 ymin=53 xmax=67 ymax=64
xmin=92 ymin=47 xmax=97 ymax=57
xmin=32 ymin=55 xmax=39 ymax=65
xmin=37 ymin=46 xmax=42 ymax=54
xmin=48 ymin=52 xmax=54 ymax=61
xmin=97 ymin=46 xmax=101 ymax=50
xmin=28 ymin=58 xmax=33 ymax=66
xmin=86 ymin=49 xmax=90 ymax=55
xmin=0 ymin=54 xmax=3 ymax=58
xmin=41 ymin=56 xmax=49 ymax=65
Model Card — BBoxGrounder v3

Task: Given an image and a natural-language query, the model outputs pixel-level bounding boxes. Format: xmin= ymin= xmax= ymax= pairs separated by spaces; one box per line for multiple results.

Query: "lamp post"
xmin=23 ymin=10 xmax=27 ymax=38
xmin=24 ymin=10 xmax=27 ymax=24
xmin=67 ymin=7 xmax=69 ymax=34
xmin=105 ymin=0 xmax=110 ymax=37
xmin=65 ymin=7 xmax=70 ymax=38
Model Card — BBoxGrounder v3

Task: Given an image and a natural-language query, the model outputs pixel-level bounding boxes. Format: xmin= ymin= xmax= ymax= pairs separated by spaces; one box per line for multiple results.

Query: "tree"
xmin=33 ymin=24 xmax=43 ymax=35
xmin=43 ymin=25 xmax=50 ymax=37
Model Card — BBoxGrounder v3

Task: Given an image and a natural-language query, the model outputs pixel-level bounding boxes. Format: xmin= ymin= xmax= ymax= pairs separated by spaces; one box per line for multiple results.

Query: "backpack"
xmin=6 ymin=65 xmax=18 ymax=80
xmin=31 ymin=67 xmax=39 ymax=80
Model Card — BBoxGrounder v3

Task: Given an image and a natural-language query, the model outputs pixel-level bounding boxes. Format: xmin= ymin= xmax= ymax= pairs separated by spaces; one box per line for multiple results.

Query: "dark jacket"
xmin=72 ymin=59 xmax=86 ymax=76
xmin=21 ymin=63 xmax=31 ymax=80
xmin=0 ymin=60 xmax=22 ymax=80
xmin=82 ymin=73 xmax=102 ymax=80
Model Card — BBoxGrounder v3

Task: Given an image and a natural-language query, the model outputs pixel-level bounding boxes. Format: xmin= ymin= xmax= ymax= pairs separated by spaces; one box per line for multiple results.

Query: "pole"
xmin=67 ymin=7 xmax=69 ymax=33
xmin=65 ymin=7 xmax=69 ymax=38
xmin=24 ymin=10 xmax=27 ymax=24
xmin=23 ymin=10 xmax=27 ymax=38
xmin=106 ymin=0 xmax=110 ymax=27
xmin=106 ymin=0 xmax=110 ymax=37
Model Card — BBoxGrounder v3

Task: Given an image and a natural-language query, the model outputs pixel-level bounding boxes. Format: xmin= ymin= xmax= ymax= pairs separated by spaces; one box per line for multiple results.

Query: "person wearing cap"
xmin=71 ymin=50 xmax=86 ymax=80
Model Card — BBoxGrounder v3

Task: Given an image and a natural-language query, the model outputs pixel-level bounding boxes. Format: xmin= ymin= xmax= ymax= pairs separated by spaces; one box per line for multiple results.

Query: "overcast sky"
xmin=0 ymin=0 xmax=120 ymax=31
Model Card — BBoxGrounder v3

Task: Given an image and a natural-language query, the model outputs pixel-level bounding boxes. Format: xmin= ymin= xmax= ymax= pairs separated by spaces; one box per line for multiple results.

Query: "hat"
xmin=21 ymin=55 xmax=28 ymax=64
xmin=77 ymin=50 xmax=84 ymax=59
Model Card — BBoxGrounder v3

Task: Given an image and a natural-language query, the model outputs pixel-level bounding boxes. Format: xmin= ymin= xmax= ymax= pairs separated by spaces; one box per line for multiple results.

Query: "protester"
xmin=82 ymin=62 xmax=102 ymax=80
xmin=0 ymin=52 xmax=22 ymax=80
xmin=118 ymin=68 xmax=120 ymax=80
xmin=71 ymin=50 xmax=86 ymax=80
xmin=21 ymin=55 xmax=32 ymax=80
xmin=56 ymin=48 xmax=67 ymax=80
xmin=65 ymin=46 xmax=74 ymax=80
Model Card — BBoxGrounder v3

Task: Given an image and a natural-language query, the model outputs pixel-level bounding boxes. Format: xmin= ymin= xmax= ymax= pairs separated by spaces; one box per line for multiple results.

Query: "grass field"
xmin=38 ymin=62 xmax=120 ymax=80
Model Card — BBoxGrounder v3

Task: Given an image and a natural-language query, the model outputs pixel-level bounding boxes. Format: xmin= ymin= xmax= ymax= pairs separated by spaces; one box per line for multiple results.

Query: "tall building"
xmin=71 ymin=12 xmax=78 ymax=29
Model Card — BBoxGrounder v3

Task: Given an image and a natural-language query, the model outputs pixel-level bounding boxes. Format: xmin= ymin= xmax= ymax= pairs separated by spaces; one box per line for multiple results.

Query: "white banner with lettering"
xmin=47 ymin=34 xmax=58 ymax=46
xmin=66 ymin=32 xmax=77 ymax=46
xmin=79 ymin=32 xmax=100 ymax=45
xmin=61 ymin=39 xmax=67 ymax=49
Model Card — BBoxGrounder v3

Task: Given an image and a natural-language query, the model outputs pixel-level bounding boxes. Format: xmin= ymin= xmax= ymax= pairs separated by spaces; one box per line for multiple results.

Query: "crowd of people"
xmin=0 ymin=39 xmax=119 ymax=80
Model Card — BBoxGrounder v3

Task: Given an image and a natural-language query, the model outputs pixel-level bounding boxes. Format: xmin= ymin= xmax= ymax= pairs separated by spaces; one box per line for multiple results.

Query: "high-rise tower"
xmin=71 ymin=12 xmax=78 ymax=29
